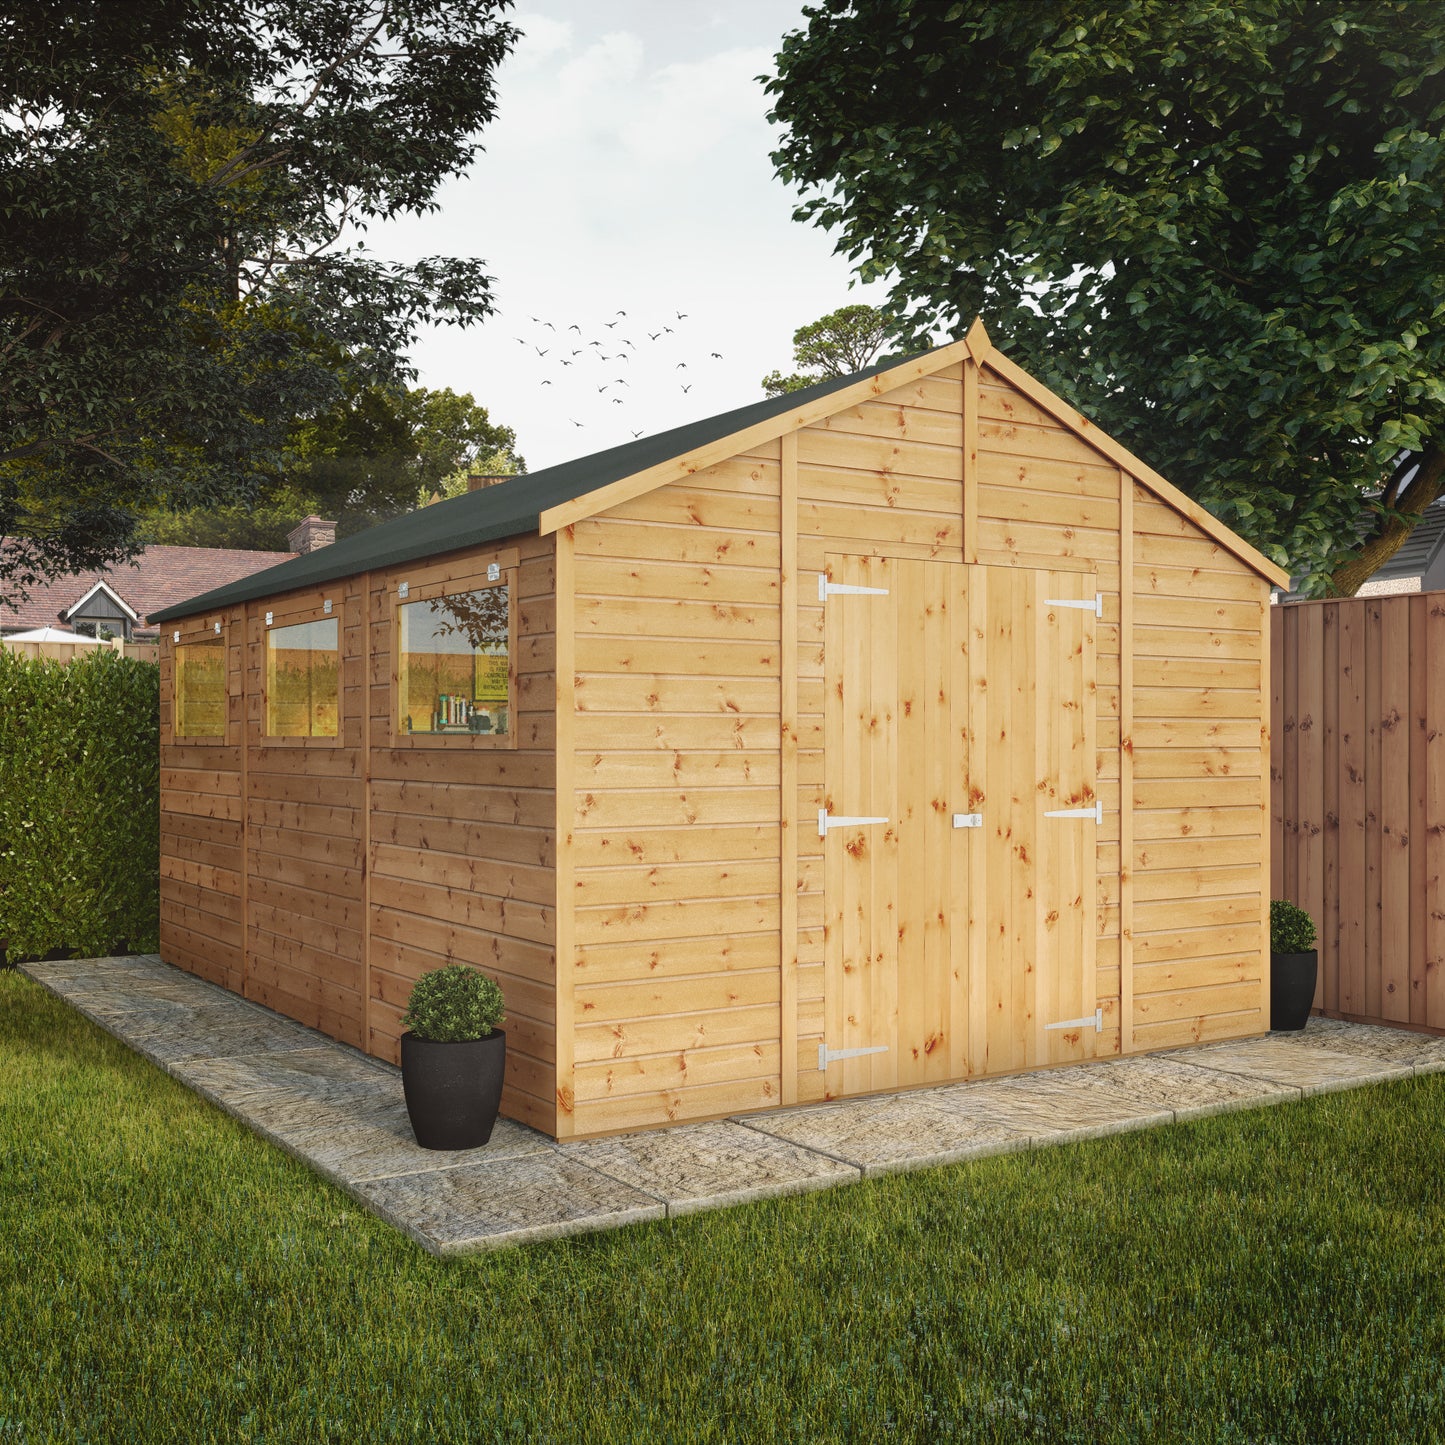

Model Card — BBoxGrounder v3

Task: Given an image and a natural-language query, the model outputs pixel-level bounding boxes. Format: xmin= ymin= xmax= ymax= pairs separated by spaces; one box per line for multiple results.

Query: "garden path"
xmin=23 ymin=954 xmax=1443 ymax=1255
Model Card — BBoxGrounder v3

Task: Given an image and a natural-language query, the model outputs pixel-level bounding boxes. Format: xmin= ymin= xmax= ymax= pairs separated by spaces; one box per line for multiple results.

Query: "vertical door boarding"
xmin=819 ymin=555 xmax=1098 ymax=1100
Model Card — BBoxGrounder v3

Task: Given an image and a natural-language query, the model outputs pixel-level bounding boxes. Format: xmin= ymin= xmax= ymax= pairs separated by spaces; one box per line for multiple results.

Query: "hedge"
xmin=0 ymin=649 xmax=159 ymax=961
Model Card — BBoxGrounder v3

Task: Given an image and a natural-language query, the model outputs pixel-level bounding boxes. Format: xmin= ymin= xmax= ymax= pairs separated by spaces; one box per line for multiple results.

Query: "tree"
xmin=766 ymin=1 xmax=1445 ymax=593
xmin=761 ymin=304 xmax=893 ymax=395
xmin=1 ymin=0 xmax=518 ymax=603
xmin=140 ymin=386 xmax=524 ymax=549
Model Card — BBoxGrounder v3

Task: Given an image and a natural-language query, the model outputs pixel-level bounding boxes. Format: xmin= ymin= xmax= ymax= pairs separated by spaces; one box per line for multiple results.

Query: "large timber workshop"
xmin=150 ymin=322 xmax=1290 ymax=1140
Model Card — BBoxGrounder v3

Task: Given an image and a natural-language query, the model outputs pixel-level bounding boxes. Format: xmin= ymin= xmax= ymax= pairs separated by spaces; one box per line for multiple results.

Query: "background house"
xmin=0 ymin=518 xmax=334 ymax=641
xmin=1354 ymin=496 xmax=1445 ymax=597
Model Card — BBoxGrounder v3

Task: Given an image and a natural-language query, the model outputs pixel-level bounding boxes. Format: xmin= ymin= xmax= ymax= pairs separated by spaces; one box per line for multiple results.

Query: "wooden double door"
xmin=819 ymin=554 xmax=1099 ymax=1098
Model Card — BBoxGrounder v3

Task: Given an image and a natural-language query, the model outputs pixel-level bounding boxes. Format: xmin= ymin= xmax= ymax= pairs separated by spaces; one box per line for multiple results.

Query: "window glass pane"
xmin=266 ymin=617 xmax=339 ymax=737
xmin=175 ymin=640 xmax=227 ymax=737
xmin=398 ymin=585 xmax=510 ymax=736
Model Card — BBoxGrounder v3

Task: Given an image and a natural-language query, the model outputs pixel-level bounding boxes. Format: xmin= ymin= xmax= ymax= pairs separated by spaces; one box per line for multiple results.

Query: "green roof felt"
xmin=148 ymin=350 xmax=928 ymax=624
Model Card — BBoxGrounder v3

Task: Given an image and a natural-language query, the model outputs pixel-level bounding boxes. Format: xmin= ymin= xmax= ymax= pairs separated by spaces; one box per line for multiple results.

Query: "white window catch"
xmin=818 ymin=1043 xmax=889 ymax=1069
xmin=213 ymin=622 xmax=221 ymax=635
xmin=1046 ymin=1008 xmax=1104 ymax=1033
xmin=1044 ymin=800 xmax=1102 ymax=823
xmin=1044 ymin=592 xmax=1103 ymax=618
xmin=322 ymin=598 xmax=332 ymax=615
xmin=818 ymin=809 xmax=889 ymax=839
xmin=953 ymin=813 xmax=983 ymax=829
xmin=487 ymin=562 xmax=501 ymax=582
xmin=264 ymin=611 xmax=273 ymax=627
xmin=819 ymin=575 xmax=889 ymax=601
xmin=397 ymin=582 xmax=409 ymax=599
xmin=172 ymin=631 xmax=180 ymax=644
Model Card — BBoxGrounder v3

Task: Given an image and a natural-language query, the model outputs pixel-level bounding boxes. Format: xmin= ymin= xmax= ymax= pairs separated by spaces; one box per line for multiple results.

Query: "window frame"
xmin=387 ymin=550 xmax=520 ymax=751
xmin=260 ymin=594 xmax=344 ymax=749
xmin=168 ymin=618 xmax=233 ymax=746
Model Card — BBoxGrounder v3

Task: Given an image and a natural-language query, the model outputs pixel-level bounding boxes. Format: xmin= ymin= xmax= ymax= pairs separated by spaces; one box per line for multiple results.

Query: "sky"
xmin=370 ymin=1 xmax=891 ymax=471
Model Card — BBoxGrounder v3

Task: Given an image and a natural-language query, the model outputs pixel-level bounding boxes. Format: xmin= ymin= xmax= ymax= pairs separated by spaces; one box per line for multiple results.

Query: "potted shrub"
xmin=399 ymin=964 xmax=507 ymax=1150
xmin=1270 ymin=899 xmax=1318 ymax=1032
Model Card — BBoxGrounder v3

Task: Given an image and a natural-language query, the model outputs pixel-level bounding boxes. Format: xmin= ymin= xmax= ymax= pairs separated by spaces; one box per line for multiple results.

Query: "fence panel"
xmin=1 ymin=637 xmax=159 ymax=664
xmin=1272 ymin=592 xmax=1445 ymax=1032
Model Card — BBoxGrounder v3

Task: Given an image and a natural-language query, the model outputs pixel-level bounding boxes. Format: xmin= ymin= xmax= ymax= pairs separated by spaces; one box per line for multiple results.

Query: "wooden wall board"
xmin=1272 ymin=592 xmax=1445 ymax=1037
xmin=156 ymin=334 xmax=1277 ymax=1139
xmin=567 ymin=440 xmax=785 ymax=1137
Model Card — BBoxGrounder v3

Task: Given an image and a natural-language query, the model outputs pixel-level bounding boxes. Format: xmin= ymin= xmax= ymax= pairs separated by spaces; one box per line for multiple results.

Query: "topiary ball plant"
xmin=1270 ymin=899 xmax=1317 ymax=954
xmin=401 ymin=964 xmax=506 ymax=1043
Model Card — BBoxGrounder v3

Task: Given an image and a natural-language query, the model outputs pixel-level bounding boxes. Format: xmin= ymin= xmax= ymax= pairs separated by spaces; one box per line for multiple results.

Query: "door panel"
xmin=819 ymin=555 xmax=1097 ymax=1100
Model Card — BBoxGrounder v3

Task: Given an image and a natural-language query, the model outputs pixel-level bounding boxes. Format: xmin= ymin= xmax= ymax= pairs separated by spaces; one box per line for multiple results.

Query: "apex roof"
xmin=148 ymin=326 xmax=1287 ymax=624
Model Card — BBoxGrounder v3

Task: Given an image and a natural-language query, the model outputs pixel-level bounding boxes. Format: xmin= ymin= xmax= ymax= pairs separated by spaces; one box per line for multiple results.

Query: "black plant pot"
xmin=1270 ymin=950 xmax=1318 ymax=1032
xmin=400 ymin=1029 xmax=506 ymax=1150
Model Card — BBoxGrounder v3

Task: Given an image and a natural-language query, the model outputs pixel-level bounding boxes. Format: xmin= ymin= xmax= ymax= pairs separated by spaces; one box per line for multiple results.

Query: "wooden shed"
xmin=151 ymin=322 xmax=1290 ymax=1140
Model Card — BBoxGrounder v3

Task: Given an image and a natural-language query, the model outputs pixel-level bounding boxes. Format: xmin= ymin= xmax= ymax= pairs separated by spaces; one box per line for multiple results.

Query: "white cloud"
xmin=372 ymin=5 xmax=892 ymax=468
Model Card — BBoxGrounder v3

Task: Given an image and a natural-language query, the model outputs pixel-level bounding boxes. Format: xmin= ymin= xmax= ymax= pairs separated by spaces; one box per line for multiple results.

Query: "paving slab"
xmin=174 ymin=1049 xmax=554 ymax=1182
xmin=1070 ymin=1052 xmax=1299 ymax=1122
xmin=928 ymin=1068 xmax=1175 ymax=1144
xmin=561 ymin=1119 xmax=859 ymax=1215
xmin=349 ymin=1152 xmax=666 ymax=1254
xmin=20 ymin=955 xmax=1443 ymax=1254
xmin=1159 ymin=1034 xmax=1416 ymax=1096
xmin=22 ymin=953 xmax=166 ymax=977
xmin=1291 ymin=1017 xmax=1445 ymax=1073
xmin=38 ymin=971 xmax=230 ymax=1012
xmin=736 ymin=1090 xmax=1031 ymax=1177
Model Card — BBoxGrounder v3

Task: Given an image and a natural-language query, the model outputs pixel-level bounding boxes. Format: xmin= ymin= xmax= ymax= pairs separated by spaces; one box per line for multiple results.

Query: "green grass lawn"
xmin=3 ymin=968 xmax=1444 ymax=1444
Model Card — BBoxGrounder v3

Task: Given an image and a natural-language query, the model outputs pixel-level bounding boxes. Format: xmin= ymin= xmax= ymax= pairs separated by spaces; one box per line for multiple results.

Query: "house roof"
xmin=1368 ymin=496 xmax=1445 ymax=581
xmin=2 ymin=542 xmax=294 ymax=634
xmin=149 ymin=326 xmax=1288 ymax=624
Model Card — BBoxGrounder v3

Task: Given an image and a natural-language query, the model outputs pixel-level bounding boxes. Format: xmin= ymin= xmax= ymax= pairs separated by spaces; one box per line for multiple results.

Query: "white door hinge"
xmin=819 ymin=1043 xmax=889 ymax=1069
xmin=953 ymin=813 xmax=983 ymax=828
xmin=819 ymin=809 xmax=889 ymax=839
xmin=1045 ymin=800 xmax=1102 ymax=823
xmin=1046 ymin=1008 xmax=1104 ymax=1033
xmin=1044 ymin=592 xmax=1103 ymax=618
xmin=819 ymin=575 xmax=889 ymax=601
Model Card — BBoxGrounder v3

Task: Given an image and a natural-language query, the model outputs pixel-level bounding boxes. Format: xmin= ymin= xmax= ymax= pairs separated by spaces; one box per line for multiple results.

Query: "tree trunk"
xmin=1328 ymin=444 xmax=1445 ymax=596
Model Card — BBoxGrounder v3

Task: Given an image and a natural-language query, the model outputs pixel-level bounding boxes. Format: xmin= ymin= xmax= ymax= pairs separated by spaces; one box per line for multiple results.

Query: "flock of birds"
xmin=506 ymin=309 xmax=726 ymax=437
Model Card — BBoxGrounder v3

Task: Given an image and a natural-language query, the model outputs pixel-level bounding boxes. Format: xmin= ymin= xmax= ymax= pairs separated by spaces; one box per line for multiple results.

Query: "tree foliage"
xmin=1 ymin=0 xmax=518 ymax=602
xmin=766 ymin=1 xmax=1445 ymax=592
xmin=140 ymin=386 xmax=524 ymax=549
xmin=761 ymin=303 xmax=892 ymax=395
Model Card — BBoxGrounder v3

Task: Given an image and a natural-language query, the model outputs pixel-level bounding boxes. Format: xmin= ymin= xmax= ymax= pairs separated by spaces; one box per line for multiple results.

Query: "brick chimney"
xmin=467 ymin=475 xmax=509 ymax=492
xmin=287 ymin=516 xmax=337 ymax=554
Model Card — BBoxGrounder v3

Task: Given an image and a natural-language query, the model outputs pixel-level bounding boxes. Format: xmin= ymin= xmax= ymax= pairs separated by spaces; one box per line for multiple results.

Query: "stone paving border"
xmin=22 ymin=955 xmax=1445 ymax=1256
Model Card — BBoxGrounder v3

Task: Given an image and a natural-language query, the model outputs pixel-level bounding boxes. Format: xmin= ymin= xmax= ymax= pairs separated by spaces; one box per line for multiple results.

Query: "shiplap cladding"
xmin=366 ymin=536 xmax=558 ymax=1133
xmin=243 ymin=581 xmax=367 ymax=1046
xmin=159 ymin=333 xmax=1275 ymax=1142
xmin=567 ymin=450 xmax=785 ymax=1136
xmin=160 ymin=534 xmax=559 ymax=1136
xmin=159 ymin=609 xmax=246 ymax=992
xmin=1130 ymin=488 xmax=1270 ymax=1048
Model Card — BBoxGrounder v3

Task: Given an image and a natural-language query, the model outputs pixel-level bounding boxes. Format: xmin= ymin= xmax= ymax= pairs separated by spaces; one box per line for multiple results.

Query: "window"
xmin=397 ymin=583 xmax=511 ymax=737
xmin=266 ymin=617 xmax=339 ymax=738
xmin=175 ymin=640 xmax=227 ymax=737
